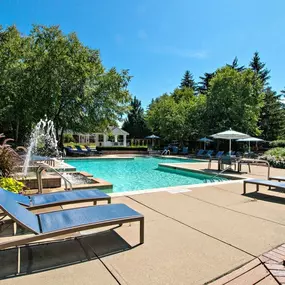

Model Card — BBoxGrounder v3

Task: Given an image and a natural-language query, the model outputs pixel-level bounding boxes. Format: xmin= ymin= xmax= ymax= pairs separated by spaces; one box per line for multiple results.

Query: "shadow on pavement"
xmin=0 ymin=229 xmax=131 ymax=280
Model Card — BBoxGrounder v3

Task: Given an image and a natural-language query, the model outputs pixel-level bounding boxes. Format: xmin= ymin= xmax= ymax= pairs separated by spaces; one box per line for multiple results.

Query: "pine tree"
xmin=227 ymin=56 xmax=245 ymax=72
xmin=122 ymin=96 xmax=149 ymax=139
xmin=198 ymin=72 xmax=215 ymax=94
xmin=249 ymin=52 xmax=270 ymax=85
xmin=259 ymin=87 xmax=285 ymax=140
xmin=180 ymin=70 xmax=196 ymax=90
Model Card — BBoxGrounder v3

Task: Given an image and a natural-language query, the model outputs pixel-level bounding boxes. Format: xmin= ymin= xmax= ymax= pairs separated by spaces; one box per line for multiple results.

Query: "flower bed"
xmin=260 ymin=147 xmax=285 ymax=169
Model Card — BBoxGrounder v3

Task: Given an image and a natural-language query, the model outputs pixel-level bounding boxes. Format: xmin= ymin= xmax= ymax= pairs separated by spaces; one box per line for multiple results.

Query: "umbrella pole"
xmin=204 ymin=142 xmax=206 ymax=150
xmin=249 ymin=142 xmax=251 ymax=153
xmin=229 ymin=139 xmax=231 ymax=155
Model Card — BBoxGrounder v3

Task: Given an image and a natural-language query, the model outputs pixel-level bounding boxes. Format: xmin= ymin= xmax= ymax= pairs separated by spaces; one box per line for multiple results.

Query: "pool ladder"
xmin=36 ymin=163 xmax=73 ymax=193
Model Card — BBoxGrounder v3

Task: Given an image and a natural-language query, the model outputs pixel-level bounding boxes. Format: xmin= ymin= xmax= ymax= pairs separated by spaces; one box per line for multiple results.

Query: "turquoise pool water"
xmin=66 ymin=157 xmax=228 ymax=193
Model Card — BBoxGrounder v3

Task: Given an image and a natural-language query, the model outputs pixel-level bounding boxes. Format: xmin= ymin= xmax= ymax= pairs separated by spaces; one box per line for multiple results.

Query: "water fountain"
xmin=23 ymin=118 xmax=60 ymax=176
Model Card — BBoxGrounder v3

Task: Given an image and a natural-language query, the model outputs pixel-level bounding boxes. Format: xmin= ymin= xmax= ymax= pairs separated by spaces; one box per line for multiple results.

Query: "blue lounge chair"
xmin=200 ymin=150 xmax=214 ymax=158
xmin=243 ymin=179 xmax=285 ymax=194
xmin=0 ymin=190 xmax=144 ymax=273
xmin=172 ymin=146 xmax=179 ymax=154
xmin=195 ymin=149 xmax=205 ymax=157
xmin=180 ymin=147 xmax=188 ymax=155
xmin=64 ymin=146 xmax=80 ymax=156
xmin=75 ymin=145 xmax=90 ymax=155
xmin=0 ymin=188 xmax=111 ymax=209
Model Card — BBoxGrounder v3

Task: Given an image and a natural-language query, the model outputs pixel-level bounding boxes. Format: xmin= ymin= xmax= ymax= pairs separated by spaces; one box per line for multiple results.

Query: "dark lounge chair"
xmin=243 ymin=179 xmax=285 ymax=194
xmin=0 ymin=190 xmax=144 ymax=273
xmin=0 ymin=188 xmax=111 ymax=210
xmin=84 ymin=145 xmax=103 ymax=155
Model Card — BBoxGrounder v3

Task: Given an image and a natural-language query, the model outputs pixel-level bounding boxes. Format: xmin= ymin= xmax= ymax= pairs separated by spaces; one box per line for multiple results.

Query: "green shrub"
xmin=0 ymin=177 xmax=24 ymax=193
xmin=264 ymin=147 xmax=285 ymax=158
xmin=269 ymin=140 xmax=285 ymax=148
xmin=63 ymin=133 xmax=75 ymax=143
xmin=262 ymin=147 xmax=285 ymax=169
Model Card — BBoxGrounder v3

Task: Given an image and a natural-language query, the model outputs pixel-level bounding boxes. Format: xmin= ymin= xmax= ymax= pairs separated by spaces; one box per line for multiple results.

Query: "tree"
xmin=172 ymin=87 xmax=194 ymax=103
xmin=259 ymin=87 xmax=285 ymax=140
xmin=180 ymin=70 xmax=196 ymax=90
xmin=0 ymin=25 xmax=132 ymax=146
xmin=227 ymin=56 xmax=245 ymax=72
xmin=249 ymin=52 xmax=270 ymax=85
xmin=122 ymin=96 xmax=149 ymax=138
xmin=146 ymin=89 xmax=206 ymax=143
xmin=206 ymin=66 xmax=264 ymax=135
xmin=198 ymin=72 xmax=215 ymax=94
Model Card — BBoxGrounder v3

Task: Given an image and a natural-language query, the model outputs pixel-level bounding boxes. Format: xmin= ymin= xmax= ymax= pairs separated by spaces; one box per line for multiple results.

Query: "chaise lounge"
xmin=243 ymin=179 xmax=285 ymax=194
xmin=0 ymin=189 xmax=144 ymax=273
xmin=0 ymin=188 xmax=111 ymax=210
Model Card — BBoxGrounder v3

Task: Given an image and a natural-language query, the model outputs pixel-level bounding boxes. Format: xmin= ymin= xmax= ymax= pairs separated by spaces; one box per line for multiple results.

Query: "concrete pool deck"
xmin=0 ymin=161 xmax=285 ymax=284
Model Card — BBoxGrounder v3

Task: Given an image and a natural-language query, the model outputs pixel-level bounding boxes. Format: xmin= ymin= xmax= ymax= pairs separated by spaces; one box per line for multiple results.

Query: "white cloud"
xmin=138 ymin=29 xmax=148 ymax=40
xmin=152 ymin=46 xmax=208 ymax=59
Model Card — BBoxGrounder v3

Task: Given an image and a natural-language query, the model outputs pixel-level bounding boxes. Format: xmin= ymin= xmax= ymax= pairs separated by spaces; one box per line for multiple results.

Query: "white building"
xmin=76 ymin=127 xmax=129 ymax=147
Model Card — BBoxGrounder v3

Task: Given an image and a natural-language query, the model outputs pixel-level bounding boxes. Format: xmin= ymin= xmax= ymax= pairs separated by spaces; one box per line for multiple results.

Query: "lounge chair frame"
xmin=243 ymin=179 xmax=285 ymax=194
xmin=0 ymin=204 xmax=144 ymax=274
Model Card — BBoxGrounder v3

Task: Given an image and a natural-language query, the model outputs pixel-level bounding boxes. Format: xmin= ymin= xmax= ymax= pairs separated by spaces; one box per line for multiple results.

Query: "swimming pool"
xmin=65 ymin=157 xmax=228 ymax=193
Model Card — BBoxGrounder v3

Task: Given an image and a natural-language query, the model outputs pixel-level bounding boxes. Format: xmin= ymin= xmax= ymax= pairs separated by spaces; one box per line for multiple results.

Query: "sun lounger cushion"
xmin=39 ymin=203 xmax=143 ymax=233
xmin=30 ymin=189 xmax=109 ymax=206
xmin=0 ymin=188 xmax=30 ymax=206
xmin=0 ymin=189 xmax=40 ymax=233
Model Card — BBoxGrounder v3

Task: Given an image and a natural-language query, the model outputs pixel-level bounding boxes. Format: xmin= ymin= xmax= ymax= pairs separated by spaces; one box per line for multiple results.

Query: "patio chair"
xmin=64 ymin=146 xmax=81 ymax=156
xmin=75 ymin=145 xmax=90 ymax=155
xmin=195 ymin=149 xmax=205 ymax=157
xmin=180 ymin=147 xmax=188 ymax=155
xmin=0 ymin=190 xmax=144 ymax=273
xmin=0 ymin=188 xmax=111 ymax=210
xmin=172 ymin=146 xmax=179 ymax=154
xmin=84 ymin=145 xmax=103 ymax=155
xmin=199 ymin=150 xmax=214 ymax=158
xmin=243 ymin=179 xmax=285 ymax=194
xmin=207 ymin=151 xmax=224 ymax=169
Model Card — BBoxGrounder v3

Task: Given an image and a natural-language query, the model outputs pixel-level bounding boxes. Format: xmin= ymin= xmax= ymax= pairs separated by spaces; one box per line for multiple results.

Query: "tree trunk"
xmin=59 ymin=127 xmax=64 ymax=150
xmin=15 ymin=119 xmax=20 ymax=143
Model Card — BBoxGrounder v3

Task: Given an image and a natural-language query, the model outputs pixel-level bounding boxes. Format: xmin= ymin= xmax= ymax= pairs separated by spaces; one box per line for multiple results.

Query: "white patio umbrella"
xmin=197 ymin=137 xmax=213 ymax=150
xmin=236 ymin=137 xmax=264 ymax=152
xmin=145 ymin=134 xmax=160 ymax=147
xmin=211 ymin=128 xmax=250 ymax=155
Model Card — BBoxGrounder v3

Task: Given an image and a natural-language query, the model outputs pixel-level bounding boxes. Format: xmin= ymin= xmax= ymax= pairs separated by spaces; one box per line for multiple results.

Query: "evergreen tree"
xmin=259 ymin=87 xmax=285 ymax=141
xmin=198 ymin=72 xmax=215 ymax=94
xmin=249 ymin=52 xmax=270 ymax=85
xmin=227 ymin=56 xmax=245 ymax=72
xmin=122 ymin=96 xmax=149 ymax=139
xmin=180 ymin=70 xmax=196 ymax=90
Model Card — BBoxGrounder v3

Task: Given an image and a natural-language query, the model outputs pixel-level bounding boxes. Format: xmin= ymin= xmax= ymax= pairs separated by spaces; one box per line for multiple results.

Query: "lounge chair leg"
xmin=107 ymin=198 xmax=111 ymax=204
xmin=256 ymin=184 xmax=259 ymax=192
xmin=93 ymin=201 xmax=97 ymax=205
xmin=243 ymin=182 xmax=246 ymax=194
xmin=17 ymin=246 xmax=21 ymax=275
xmin=140 ymin=218 xmax=144 ymax=244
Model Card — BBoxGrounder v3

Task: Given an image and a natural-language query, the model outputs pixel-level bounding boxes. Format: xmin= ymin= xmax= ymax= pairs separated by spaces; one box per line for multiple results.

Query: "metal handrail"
xmin=211 ymin=158 xmax=271 ymax=180
xmin=36 ymin=163 xmax=72 ymax=193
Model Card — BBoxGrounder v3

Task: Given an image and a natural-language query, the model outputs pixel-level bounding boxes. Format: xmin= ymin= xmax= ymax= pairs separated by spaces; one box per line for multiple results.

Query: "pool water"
xmin=65 ymin=157 xmax=228 ymax=193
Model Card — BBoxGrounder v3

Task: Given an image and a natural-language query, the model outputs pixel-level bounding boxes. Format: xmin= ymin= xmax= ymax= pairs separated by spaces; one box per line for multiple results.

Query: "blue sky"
xmin=1 ymin=0 xmax=285 ymax=108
